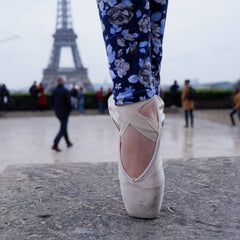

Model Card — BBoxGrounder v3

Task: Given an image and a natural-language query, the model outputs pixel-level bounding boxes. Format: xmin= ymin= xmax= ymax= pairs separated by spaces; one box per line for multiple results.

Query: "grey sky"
xmin=0 ymin=0 xmax=239 ymax=90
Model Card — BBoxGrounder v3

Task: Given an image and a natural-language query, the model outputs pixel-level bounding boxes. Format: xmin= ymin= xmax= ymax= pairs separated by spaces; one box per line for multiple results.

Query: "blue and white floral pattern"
xmin=97 ymin=0 xmax=168 ymax=105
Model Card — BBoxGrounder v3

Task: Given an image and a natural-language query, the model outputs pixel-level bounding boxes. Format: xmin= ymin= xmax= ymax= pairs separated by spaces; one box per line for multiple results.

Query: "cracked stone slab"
xmin=0 ymin=157 xmax=239 ymax=240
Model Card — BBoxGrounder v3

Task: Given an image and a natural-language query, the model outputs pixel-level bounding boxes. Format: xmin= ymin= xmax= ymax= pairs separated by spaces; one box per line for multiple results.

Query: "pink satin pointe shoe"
xmin=108 ymin=95 xmax=165 ymax=219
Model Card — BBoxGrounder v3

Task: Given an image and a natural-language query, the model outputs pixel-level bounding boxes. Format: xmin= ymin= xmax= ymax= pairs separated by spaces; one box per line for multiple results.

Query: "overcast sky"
xmin=0 ymin=0 xmax=240 ymax=90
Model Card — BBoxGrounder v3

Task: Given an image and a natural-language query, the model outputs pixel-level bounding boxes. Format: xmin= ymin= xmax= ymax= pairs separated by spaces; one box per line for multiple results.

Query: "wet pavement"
xmin=1 ymin=110 xmax=240 ymax=239
xmin=0 ymin=109 xmax=240 ymax=172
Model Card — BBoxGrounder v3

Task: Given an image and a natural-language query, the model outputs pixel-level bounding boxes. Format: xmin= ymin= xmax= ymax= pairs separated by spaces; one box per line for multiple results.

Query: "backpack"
xmin=187 ymin=87 xmax=196 ymax=100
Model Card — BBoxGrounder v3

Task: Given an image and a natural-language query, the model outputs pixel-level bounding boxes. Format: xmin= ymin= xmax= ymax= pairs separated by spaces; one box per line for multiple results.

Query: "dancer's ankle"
xmin=121 ymin=98 xmax=158 ymax=178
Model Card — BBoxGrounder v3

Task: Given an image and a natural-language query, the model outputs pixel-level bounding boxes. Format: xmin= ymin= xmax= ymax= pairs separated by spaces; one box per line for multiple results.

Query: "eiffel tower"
xmin=42 ymin=0 xmax=94 ymax=92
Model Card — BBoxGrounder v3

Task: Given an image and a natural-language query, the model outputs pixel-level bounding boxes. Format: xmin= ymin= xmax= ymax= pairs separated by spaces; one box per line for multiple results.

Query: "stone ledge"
xmin=0 ymin=157 xmax=239 ymax=240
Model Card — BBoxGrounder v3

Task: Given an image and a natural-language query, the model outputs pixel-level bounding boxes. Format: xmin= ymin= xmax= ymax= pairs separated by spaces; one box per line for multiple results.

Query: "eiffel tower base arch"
xmin=42 ymin=68 xmax=95 ymax=93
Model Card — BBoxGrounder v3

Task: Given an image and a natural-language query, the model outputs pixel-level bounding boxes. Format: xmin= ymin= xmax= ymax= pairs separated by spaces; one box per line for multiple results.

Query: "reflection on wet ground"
xmin=0 ymin=111 xmax=240 ymax=172
xmin=163 ymin=113 xmax=240 ymax=160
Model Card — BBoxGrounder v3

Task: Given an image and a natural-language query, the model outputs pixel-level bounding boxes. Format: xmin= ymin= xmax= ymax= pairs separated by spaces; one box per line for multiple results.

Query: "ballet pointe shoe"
xmin=108 ymin=95 xmax=165 ymax=219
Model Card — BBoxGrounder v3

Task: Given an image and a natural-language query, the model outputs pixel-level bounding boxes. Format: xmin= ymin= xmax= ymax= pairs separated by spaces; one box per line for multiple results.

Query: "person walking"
xmin=78 ymin=87 xmax=85 ymax=114
xmin=229 ymin=88 xmax=240 ymax=126
xmin=181 ymin=79 xmax=195 ymax=128
xmin=97 ymin=0 xmax=168 ymax=218
xmin=96 ymin=87 xmax=105 ymax=114
xmin=51 ymin=77 xmax=73 ymax=152
xmin=170 ymin=80 xmax=179 ymax=107
xmin=70 ymin=83 xmax=78 ymax=110
xmin=37 ymin=83 xmax=48 ymax=111
xmin=29 ymin=81 xmax=38 ymax=111
xmin=1 ymin=84 xmax=11 ymax=111
xmin=104 ymin=87 xmax=113 ymax=108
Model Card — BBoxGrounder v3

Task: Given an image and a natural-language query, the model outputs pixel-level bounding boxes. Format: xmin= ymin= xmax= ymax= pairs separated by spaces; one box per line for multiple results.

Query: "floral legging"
xmin=97 ymin=0 xmax=168 ymax=106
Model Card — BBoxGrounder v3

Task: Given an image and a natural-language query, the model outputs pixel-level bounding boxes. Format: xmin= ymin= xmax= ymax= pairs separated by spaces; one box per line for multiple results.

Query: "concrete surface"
xmin=0 ymin=157 xmax=239 ymax=240
xmin=1 ymin=110 xmax=240 ymax=172
xmin=1 ymin=110 xmax=240 ymax=239
xmin=194 ymin=109 xmax=234 ymax=126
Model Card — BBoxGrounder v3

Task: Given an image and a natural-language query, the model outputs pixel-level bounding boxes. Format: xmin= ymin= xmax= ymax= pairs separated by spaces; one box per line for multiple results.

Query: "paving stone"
xmin=0 ymin=157 xmax=239 ymax=240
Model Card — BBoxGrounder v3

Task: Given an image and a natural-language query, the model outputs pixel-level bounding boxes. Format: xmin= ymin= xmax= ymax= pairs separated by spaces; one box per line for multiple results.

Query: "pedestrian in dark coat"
xmin=51 ymin=77 xmax=73 ymax=152
xmin=1 ymin=84 xmax=11 ymax=111
xmin=170 ymin=80 xmax=179 ymax=107
xmin=29 ymin=81 xmax=38 ymax=110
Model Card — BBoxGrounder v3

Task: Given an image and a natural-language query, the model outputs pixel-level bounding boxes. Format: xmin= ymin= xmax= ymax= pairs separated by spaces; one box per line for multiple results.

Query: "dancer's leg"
xmin=150 ymin=0 xmax=169 ymax=95
xmin=121 ymin=0 xmax=168 ymax=178
xmin=97 ymin=0 xmax=168 ymax=218
xmin=97 ymin=0 xmax=154 ymax=106
xmin=97 ymin=0 xmax=168 ymax=177
xmin=121 ymin=97 xmax=159 ymax=178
